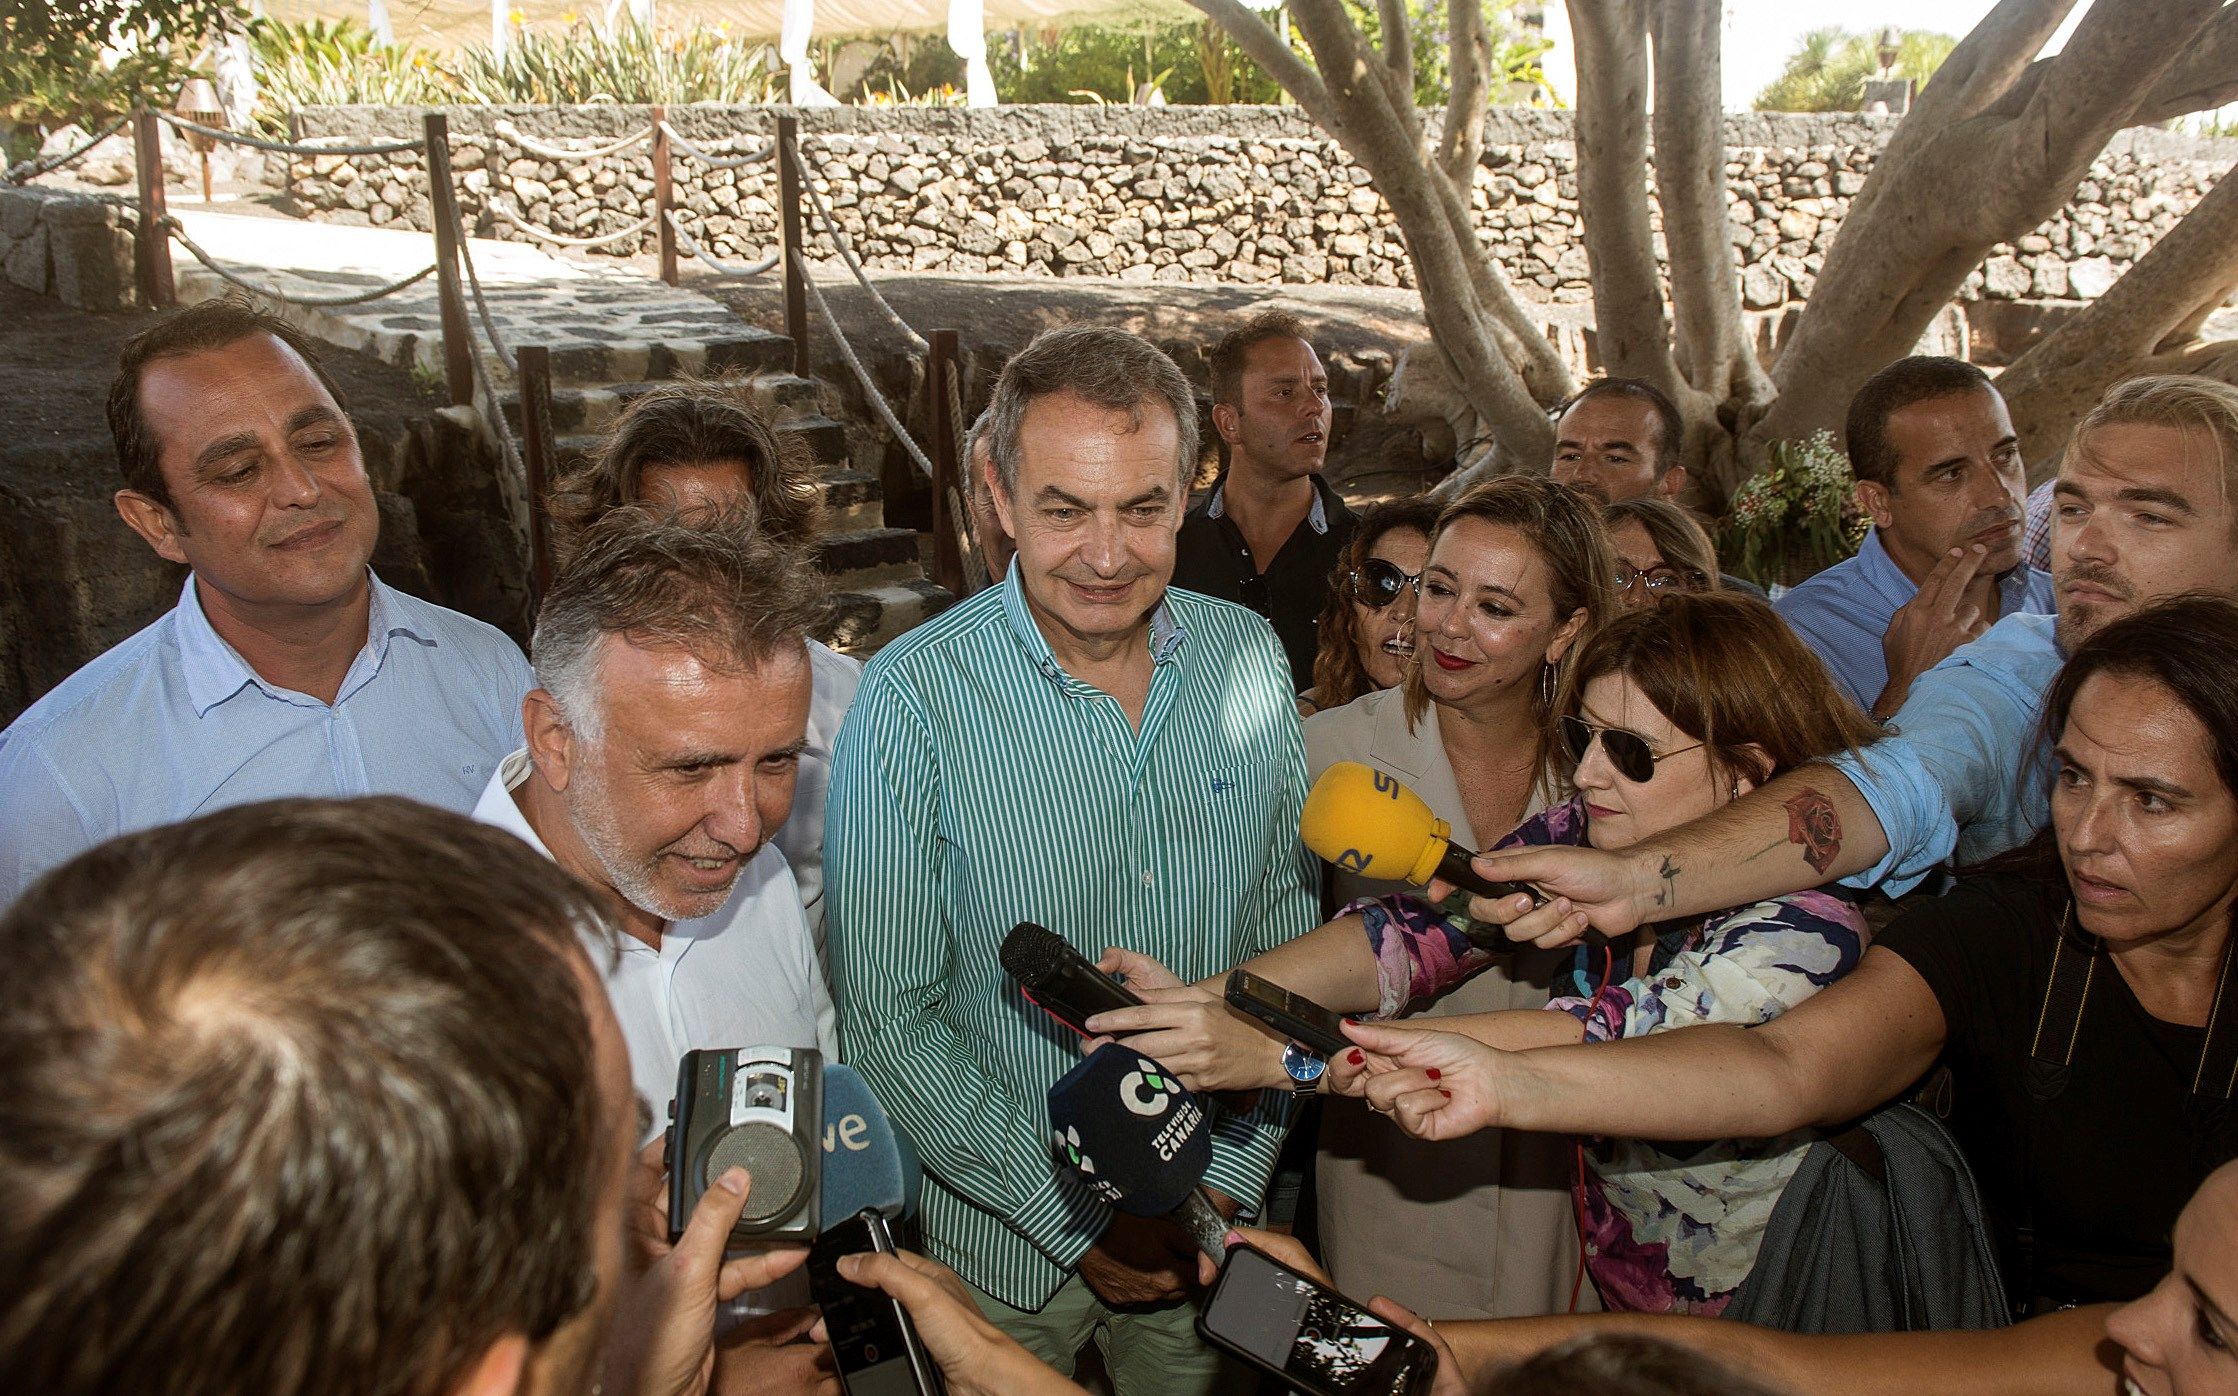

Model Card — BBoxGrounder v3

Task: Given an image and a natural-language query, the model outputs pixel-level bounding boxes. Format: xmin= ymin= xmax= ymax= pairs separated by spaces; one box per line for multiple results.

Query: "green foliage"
xmin=448 ymin=17 xmax=780 ymax=105
xmin=1337 ymin=0 xmax=1557 ymax=109
xmin=1719 ymin=430 xmax=1870 ymax=587
xmin=990 ymin=20 xmax=1285 ymax=105
xmin=246 ymin=17 xmax=451 ymax=127
xmin=1753 ymin=26 xmax=1956 ymax=112
xmin=0 ymin=0 xmax=235 ymax=130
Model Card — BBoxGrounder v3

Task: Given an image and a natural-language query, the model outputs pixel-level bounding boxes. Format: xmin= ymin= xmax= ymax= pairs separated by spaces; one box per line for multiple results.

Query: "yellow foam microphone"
xmin=1299 ymin=760 xmax=1538 ymax=903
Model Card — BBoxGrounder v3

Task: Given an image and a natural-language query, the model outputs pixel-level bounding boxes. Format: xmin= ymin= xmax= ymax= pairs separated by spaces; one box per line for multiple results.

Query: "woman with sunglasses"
xmin=1298 ymin=498 xmax=1443 ymax=717
xmin=1086 ymin=590 xmax=1877 ymax=1317
xmin=1604 ymin=499 xmax=1721 ymax=611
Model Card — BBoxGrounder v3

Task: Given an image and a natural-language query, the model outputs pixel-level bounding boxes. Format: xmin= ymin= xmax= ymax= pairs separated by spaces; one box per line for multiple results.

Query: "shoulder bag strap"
xmin=2026 ymin=904 xmax=2096 ymax=1102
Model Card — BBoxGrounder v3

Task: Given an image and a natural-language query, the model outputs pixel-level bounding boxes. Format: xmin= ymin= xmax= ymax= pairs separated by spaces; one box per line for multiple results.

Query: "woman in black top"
xmin=1331 ymin=595 xmax=2238 ymax=1310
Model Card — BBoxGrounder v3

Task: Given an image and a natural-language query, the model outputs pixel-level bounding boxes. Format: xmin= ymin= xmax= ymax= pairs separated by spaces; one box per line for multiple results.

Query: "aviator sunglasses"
xmin=1559 ymin=714 xmax=1703 ymax=784
xmin=1347 ymin=557 xmax=1422 ymax=611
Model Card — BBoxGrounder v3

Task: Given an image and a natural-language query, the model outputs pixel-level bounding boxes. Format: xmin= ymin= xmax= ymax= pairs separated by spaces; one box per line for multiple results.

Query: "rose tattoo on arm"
xmin=1784 ymin=788 xmax=1843 ymax=875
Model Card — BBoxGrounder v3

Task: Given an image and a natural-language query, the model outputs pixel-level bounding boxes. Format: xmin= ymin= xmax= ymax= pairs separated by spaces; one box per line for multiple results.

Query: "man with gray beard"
xmin=473 ymin=506 xmax=837 ymax=1143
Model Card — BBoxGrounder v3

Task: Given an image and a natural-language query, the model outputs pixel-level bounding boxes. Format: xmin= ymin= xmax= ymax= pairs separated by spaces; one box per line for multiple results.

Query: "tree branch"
xmin=1897 ymin=0 xmax=2078 ymax=135
xmin=1182 ymin=0 xmax=1336 ymax=125
xmin=2134 ymin=1 xmax=2238 ymax=123
xmin=1566 ymin=0 xmax=1677 ymax=390
xmin=1998 ymin=166 xmax=2238 ymax=471
xmin=1376 ymin=0 xmax=1416 ymax=98
xmin=1437 ymin=0 xmax=1489 ymax=193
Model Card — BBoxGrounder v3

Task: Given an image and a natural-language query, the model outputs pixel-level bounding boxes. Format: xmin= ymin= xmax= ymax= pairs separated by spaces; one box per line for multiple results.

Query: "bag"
xmin=1722 ymin=1102 xmax=2006 ymax=1334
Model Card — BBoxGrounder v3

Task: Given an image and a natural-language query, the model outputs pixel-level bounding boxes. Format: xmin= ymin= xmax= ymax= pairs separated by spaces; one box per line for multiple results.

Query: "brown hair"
xmin=532 ymin=506 xmax=830 ymax=740
xmin=1492 ymin=1334 xmax=1784 ymax=1396
xmin=1209 ymin=309 xmax=1312 ymax=408
xmin=1559 ymin=590 xmax=1881 ymax=788
xmin=107 ymin=296 xmax=354 ymax=511
xmin=0 ymin=797 xmax=614 ymax=1396
xmin=2071 ymin=373 xmax=2238 ymax=512
xmin=1310 ymin=496 xmax=1443 ymax=709
xmin=1402 ymin=477 xmax=1619 ymax=782
xmin=1604 ymin=497 xmax=1723 ymax=590
xmin=547 ymin=379 xmax=824 ymax=561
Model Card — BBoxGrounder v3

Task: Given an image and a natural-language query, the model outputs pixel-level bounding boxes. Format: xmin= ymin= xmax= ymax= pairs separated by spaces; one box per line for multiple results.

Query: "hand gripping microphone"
xmin=1000 ymin=921 xmax=1142 ymax=1037
xmin=1047 ymin=1043 xmax=1230 ymax=1259
xmin=1300 ymin=760 xmax=1540 ymax=904
xmin=817 ymin=1062 xmax=923 ymax=1230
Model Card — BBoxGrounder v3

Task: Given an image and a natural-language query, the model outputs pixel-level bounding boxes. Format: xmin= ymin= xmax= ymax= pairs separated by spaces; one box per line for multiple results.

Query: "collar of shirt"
xmin=175 ymin=569 xmax=430 ymax=716
xmin=1858 ymin=526 xmax=2044 ymax=616
xmin=1203 ymin=471 xmax=1333 ymax=535
xmin=995 ymin=560 xmax=1189 ymax=690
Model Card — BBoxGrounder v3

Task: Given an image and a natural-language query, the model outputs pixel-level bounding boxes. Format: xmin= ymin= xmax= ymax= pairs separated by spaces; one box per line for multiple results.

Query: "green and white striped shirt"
xmin=825 ymin=565 xmax=1319 ymax=1310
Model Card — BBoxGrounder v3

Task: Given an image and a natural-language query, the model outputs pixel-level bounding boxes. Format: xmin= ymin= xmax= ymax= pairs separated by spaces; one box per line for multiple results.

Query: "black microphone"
xmin=1047 ymin=1043 xmax=1229 ymax=1258
xmin=1000 ymin=921 xmax=1142 ymax=1037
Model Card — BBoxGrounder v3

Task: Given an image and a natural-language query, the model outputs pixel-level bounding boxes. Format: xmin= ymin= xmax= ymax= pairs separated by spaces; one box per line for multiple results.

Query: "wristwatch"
xmin=1281 ymin=1041 xmax=1327 ymax=1097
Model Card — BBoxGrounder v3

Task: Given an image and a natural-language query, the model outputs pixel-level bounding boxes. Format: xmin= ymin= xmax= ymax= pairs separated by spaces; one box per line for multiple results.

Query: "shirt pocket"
xmin=1168 ymin=768 xmax=1287 ymax=864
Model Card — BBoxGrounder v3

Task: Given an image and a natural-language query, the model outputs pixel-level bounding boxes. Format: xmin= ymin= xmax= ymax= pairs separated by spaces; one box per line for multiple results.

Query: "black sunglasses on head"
xmin=1559 ymin=714 xmax=1704 ymax=784
xmin=1348 ymin=557 xmax=1421 ymax=610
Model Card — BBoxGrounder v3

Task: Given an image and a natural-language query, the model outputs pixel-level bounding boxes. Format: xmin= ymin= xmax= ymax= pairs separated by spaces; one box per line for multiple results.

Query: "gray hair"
xmin=530 ymin=506 xmax=829 ymax=741
xmin=986 ymin=325 xmax=1199 ymax=496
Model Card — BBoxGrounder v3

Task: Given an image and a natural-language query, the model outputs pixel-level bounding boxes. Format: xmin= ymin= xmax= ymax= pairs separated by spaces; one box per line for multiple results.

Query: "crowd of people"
xmin=2 ymin=291 xmax=2236 ymax=1396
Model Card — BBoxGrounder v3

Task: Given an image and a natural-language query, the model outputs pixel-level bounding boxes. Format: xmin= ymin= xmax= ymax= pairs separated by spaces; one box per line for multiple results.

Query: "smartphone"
xmin=807 ymin=1209 xmax=945 ymax=1396
xmin=1199 ymin=1244 xmax=1436 ymax=1396
xmin=1225 ymin=969 xmax=1352 ymax=1057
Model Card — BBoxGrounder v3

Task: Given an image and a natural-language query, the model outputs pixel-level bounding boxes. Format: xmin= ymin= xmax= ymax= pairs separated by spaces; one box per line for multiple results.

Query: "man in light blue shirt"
xmin=1462 ymin=373 xmax=2238 ymax=931
xmin=0 ymin=300 xmax=530 ymax=907
xmin=1777 ymin=358 xmax=2051 ymax=719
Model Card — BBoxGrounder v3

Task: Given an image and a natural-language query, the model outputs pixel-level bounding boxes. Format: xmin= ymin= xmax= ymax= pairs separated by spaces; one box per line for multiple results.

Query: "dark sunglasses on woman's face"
xmin=1560 ymin=714 xmax=1704 ymax=784
xmin=1615 ymin=563 xmax=1710 ymax=597
xmin=1348 ymin=557 xmax=1422 ymax=611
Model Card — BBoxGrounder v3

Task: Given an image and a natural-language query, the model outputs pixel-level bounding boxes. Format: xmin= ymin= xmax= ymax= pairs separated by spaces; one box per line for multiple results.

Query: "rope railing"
xmin=790 ymin=138 xmax=929 ymax=357
xmin=156 ymin=112 xmax=425 ymax=157
xmin=664 ymin=210 xmax=778 ymax=278
xmin=6 ymin=113 xmax=132 ymax=185
xmin=167 ymin=215 xmax=439 ymax=307
xmin=489 ymin=195 xmax=656 ymax=249
xmin=493 ymin=118 xmax=653 ymax=163
xmin=658 ymin=122 xmax=775 ymax=170
xmin=801 ymin=271 xmax=935 ymax=485
xmin=452 ymin=220 xmax=519 ymax=377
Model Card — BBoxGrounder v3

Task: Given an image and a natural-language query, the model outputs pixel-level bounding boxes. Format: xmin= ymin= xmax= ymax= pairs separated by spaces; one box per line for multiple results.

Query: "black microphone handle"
xmin=1432 ymin=837 xmax=1539 ymax=904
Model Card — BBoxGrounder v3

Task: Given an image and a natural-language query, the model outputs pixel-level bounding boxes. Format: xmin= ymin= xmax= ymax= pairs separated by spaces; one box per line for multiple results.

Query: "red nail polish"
xmin=1425 ymin=1067 xmax=1441 ymax=1081
xmin=1348 ymin=1049 xmax=1364 ymax=1065
xmin=1440 ymin=1089 xmax=1452 ymax=1098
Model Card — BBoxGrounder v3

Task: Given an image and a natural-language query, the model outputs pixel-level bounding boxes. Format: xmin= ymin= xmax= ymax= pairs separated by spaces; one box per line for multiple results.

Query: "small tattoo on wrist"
xmin=1784 ymin=788 xmax=1843 ymax=875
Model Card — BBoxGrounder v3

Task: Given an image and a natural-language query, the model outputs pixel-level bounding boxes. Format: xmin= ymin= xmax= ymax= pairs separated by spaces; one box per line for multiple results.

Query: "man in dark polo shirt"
xmin=1174 ymin=311 xmax=1357 ymax=688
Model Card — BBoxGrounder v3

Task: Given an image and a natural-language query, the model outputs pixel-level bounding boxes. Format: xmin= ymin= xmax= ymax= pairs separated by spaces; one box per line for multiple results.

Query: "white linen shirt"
xmin=471 ymin=749 xmax=838 ymax=1147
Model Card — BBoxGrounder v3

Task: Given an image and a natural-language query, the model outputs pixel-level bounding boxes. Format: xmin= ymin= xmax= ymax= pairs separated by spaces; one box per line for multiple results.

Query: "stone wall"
xmin=281 ymin=104 xmax=2234 ymax=318
xmin=0 ymin=184 xmax=136 ymax=312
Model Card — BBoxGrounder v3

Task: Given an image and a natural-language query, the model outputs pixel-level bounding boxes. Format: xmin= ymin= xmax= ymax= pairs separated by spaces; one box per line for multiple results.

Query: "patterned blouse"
xmin=1352 ymin=795 xmax=1869 ymax=1314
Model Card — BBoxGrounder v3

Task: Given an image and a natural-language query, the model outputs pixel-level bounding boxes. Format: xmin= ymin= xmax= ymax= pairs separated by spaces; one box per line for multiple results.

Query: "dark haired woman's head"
xmin=1491 ymin=1334 xmax=1783 ymax=1396
xmin=1309 ymin=497 xmax=1443 ymax=708
xmin=2039 ymin=594 xmax=2238 ymax=947
xmin=1557 ymin=591 xmax=1880 ymax=852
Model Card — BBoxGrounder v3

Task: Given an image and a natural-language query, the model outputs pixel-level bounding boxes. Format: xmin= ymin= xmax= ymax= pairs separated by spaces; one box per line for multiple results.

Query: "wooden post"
xmin=776 ymin=114 xmax=809 ymax=378
xmin=423 ymin=111 xmax=475 ymax=408
xmin=651 ymin=105 xmax=678 ymax=286
xmin=928 ymin=328 xmax=965 ymax=598
xmin=132 ymin=107 xmax=175 ymax=309
xmin=517 ymin=344 xmax=558 ymax=607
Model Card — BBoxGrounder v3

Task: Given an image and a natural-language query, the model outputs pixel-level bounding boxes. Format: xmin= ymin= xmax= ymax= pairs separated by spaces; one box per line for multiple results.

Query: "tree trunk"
xmin=1567 ymin=1 xmax=1677 ymax=391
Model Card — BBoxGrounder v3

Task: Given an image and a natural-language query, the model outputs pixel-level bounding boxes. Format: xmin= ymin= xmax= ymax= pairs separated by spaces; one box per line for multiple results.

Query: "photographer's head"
xmin=526 ymin=508 xmax=827 ymax=934
xmin=0 ymin=797 xmax=635 ymax=1396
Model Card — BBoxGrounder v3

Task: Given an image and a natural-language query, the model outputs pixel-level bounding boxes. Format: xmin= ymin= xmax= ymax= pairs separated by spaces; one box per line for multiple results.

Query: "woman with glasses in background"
xmin=1604 ymin=499 xmax=1723 ymax=610
xmin=1090 ymin=591 xmax=1878 ymax=1318
xmin=1297 ymin=499 xmax=1443 ymax=717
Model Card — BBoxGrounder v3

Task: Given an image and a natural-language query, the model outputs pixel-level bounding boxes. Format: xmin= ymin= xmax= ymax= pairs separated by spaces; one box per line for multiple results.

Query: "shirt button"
xmin=1141 ymin=870 xmax=1155 ymax=887
xmin=1663 ymin=976 xmax=1684 ymax=990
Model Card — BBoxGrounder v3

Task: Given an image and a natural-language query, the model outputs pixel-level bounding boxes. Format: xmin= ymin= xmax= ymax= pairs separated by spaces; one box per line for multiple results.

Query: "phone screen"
xmin=1229 ymin=971 xmax=1351 ymax=1055
xmin=807 ymin=1213 xmax=936 ymax=1396
xmin=1202 ymin=1246 xmax=1428 ymax=1396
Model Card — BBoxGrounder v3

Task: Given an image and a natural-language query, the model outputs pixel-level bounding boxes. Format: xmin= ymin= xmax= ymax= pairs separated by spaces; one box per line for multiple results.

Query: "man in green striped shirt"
xmin=825 ymin=325 xmax=1319 ymax=1394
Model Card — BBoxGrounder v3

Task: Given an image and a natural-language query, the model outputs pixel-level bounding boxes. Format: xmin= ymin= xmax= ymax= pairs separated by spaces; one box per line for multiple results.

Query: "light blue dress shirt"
xmin=0 ymin=571 xmax=533 ymax=908
xmin=1775 ymin=528 xmax=2056 ymax=712
xmin=1827 ymin=611 xmax=2065 ymax=897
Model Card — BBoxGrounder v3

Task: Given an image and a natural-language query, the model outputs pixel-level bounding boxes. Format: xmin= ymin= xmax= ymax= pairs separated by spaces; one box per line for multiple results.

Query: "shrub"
xmin=448 ymin=16 xmax=779 ymax=105
xmin=1720 ymin=430 xmax=1870 ymax=588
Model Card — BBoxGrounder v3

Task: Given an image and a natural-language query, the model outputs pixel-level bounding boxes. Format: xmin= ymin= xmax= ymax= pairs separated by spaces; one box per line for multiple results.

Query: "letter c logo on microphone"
xmin=1119 ymin=1068 xmax=1178 ymax=1117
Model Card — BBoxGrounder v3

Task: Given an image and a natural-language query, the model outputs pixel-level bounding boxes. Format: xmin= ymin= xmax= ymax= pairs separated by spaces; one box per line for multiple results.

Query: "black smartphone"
xmin=807 ymin=1209 xmax=945 ymax=1396
xmin=1199 ymin=1244 xmax=1436 ymax=1396
xmin=1225 ymin=969 xmax=1352 ymax=1057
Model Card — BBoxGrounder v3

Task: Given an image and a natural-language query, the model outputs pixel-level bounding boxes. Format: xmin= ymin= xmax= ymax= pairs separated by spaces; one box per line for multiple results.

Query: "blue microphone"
xmin=817 ymin=1062 xmax=921 ymax=1230
xmin=1048 ymin=1043 xmax=1228 ymax=1258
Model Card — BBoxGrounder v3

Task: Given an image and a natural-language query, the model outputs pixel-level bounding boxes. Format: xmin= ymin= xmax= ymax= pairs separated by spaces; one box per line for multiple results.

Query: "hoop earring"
xmin=1539 ymin=662 xmax=1556 ymax=709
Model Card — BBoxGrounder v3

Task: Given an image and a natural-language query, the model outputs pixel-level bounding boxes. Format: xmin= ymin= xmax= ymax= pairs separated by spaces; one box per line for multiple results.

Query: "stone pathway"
xmin=169 ymin=208 xmax=950 ymax=652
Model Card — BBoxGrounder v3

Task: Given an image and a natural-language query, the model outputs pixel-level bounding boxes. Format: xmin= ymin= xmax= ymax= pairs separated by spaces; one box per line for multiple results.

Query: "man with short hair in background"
xmin=1550 ymin=376 xmax=1690 ymax=504
xmin=1777 ymin=357 xmax=2053 ymax=719
xmin=827 ymin=325 xmax=1319 ymax=1395
xmin=0 ymin=297 xmax=532 ymax=908
xmin=1173 ymin=309 xmax=1356 ymax=686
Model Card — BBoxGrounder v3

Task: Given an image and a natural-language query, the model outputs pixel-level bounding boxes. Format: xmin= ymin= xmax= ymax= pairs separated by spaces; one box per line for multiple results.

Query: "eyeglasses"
xmin=1559 ymin=714 xmax=1704 ymax=784
xmin=1615 ymin=564 xmax=1710 ymax=597
xmin=1348 ymin=557 xmax=1422 ymax=611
